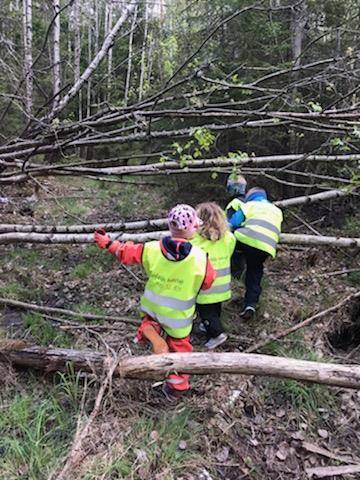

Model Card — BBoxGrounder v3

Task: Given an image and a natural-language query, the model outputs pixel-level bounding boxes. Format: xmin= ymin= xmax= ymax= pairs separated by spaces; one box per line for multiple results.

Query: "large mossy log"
xmin=2 ymin=346 xmax=360 ymax=389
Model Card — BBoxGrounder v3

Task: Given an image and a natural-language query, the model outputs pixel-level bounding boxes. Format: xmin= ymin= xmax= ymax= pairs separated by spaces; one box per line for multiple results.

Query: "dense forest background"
xmin=0 ymin=1 xmax=359 ymax=479
xmin=1 ymin=0 xmax=359 ymax=181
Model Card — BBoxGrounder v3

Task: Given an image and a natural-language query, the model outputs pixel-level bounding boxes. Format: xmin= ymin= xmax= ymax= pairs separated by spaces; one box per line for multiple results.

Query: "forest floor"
xmin=0 ymin=174 xmax=359 ymax=480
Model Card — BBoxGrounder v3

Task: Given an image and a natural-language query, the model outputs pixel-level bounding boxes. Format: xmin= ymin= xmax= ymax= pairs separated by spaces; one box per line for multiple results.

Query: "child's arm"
xmin=200 ymin=258 xmax=216 ymax=291
xmin=228 ymin=209 xmax=245 ymax=230
xmin=94 ymin=230 xmax=144 ymax=265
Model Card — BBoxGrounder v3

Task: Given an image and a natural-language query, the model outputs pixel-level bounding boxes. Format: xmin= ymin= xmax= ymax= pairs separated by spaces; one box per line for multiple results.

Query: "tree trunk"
xmin=138 ymin=1 xmax=148 ymax=101
xmin=22 ymin=0 xmax=33 ymax=119
xmin=106 ymin=0 xmax=113 ymax=102
xmin=52 ymin=0 xmax=61 ymax=111
xmin=46 ymin=0 xmax=138 ymax=121
xmin=124 ymin=4 xmax=138 ymax=105
xmin=86 ymin=16 xmax=92 ymax=118
xmin=73 ymin=0 xmax=82 ymax=120
xmin=3 ymin=347 xmax=360 ymax=389
xmin=1 ymin=230 xmax=359 ymax=247
xmin=289 ymin=0 xmax=308 ymax=192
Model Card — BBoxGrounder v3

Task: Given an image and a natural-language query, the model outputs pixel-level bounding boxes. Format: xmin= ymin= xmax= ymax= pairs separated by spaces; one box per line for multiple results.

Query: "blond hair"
xmin=196 ymin=202 xmax=228 ymax=241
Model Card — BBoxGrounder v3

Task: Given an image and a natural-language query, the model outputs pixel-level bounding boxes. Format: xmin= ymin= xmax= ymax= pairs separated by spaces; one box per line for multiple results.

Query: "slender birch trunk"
xmin=22 ymin=0 xmax=33 ymax=119
xmin=46 ymin=0 xmax=138 ymax=121
xmin=73 ymin=0 xmax=82 ymax=120
xmin=106 ymin=0 xmax=113 ymax=102
xmin=138 ymin=1 xmax=148 ymax=101
xmin=288 ymin=0 xmax=308 ymax=194
xmin=52 ymin=0 xmax=61 ymax=111
xmin=86 ymin=19 xmax=92 ymax=117
xmin=124 ymin=4 xmax=138 ymax=105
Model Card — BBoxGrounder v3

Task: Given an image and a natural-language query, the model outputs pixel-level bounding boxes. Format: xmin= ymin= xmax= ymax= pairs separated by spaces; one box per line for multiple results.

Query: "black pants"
xmin=231 ymin=242 xmax=269 ymax=308
xmin=196 ymin=302 xmax=223 ymax=339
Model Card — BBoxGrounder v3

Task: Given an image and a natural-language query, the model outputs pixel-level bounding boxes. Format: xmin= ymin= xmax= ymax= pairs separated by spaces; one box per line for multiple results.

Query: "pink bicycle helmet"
xmin=167 ymin=204 xmax=202 ymax=239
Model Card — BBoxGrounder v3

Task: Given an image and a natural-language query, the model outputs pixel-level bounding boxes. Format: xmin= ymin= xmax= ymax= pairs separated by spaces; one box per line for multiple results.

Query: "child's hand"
xmin=94 ymin=229 xmax=112 ymax=249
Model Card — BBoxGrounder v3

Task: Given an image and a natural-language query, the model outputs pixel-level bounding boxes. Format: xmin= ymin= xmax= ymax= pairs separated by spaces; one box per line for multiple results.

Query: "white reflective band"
xmin=236 ymin=227 xmax=278 ymax=248
xmin=204 ymin=283 xmax=231 ymax=295
xmin=141 ymin=305 xmax=194 ymax=328
xmin=216 ymin=267 xmax=231 ymax=277
xmin=143 ymin=288 xmax=195 ymax=310
xmin=245 ymin=218 xmax=280 ymax=236
xmin=166 ymin=378 xmax=184 ymax=385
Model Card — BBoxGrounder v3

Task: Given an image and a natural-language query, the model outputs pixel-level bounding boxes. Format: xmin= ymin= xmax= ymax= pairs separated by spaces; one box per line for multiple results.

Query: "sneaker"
xmin=240 ymin=306 xmax=255 ymax=320
xmin=161 ymin=383 xmax=183 ymax=403
xmin=199 ymin=322 xmax=207 ymax=333
xmin=205 ymin=333 xmax=228 ymax=350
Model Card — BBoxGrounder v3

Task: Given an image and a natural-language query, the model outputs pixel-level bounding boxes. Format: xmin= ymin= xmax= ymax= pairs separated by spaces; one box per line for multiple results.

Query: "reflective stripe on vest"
xmin=190 ymin=231 xmax=235 ymax=304
xmin=166 ymin=378 xmax=184 ymax=385
xmin=204 ymin=282 xmax=231 ymax=295
xmin=140 ymin=241 xmax=207 ymax=338
xmin=245 ymin=218 xmax=281 ymax=236
xmin=234 ymin=201 xmax=283 ymax=258
xmin=141 ymin=305 xmax=193 ymax=329
xmin=236 ymin=227 xmax=278 ymax=249
xmin=216 ymin=266 xmax=231 ymax=277
xmin=143 ymin=289 xmax=195 ymax=311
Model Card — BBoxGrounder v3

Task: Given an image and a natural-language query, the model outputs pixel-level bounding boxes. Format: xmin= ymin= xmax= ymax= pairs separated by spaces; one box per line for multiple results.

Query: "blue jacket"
xmin=228 ymin=191 xmax=269 ymax=230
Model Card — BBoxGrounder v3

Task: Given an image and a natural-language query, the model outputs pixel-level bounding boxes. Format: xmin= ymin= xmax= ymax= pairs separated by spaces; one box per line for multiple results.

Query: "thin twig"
xmin=50 ymin=355 xmax=120 ymax=480
xmin=245 ymin=291 xmax=360 ymax=353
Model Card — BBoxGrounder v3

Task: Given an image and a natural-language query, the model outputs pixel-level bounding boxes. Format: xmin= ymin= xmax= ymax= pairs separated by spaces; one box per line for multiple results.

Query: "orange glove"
xmin=94 ymin=228 xmax=112 ymax=249
xmin=142 ymin=325 xmax=169 ymax=354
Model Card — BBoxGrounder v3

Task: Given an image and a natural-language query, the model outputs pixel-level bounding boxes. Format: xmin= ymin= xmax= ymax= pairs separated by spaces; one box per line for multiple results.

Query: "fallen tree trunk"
xmin=0 ymin=230 xmax=167 ymax=244
xmin=0 ymin=188 xmax=356 ymax=235
xmin=1 ymin=230 xmax=359 ymax=247
xmin=280 ymin=233 xmax=360 ymax=248
xmin=0 ymin=218 xmax=168 ymax=234
xmin=0 ymin=298 xmax=138 ymax=325
xmin=2 ymin=347 xmax=360 ymax=389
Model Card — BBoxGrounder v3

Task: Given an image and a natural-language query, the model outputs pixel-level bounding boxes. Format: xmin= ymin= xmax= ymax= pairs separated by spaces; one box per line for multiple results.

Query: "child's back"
xmin=191 ymin=202 xmax=236 ymax=349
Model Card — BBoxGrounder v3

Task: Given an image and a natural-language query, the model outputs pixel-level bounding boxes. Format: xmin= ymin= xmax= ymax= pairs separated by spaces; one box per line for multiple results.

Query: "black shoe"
xmin=240 ymin=306 xmax=255 ymax=320
xmin=161 ymin=383 xmax=183 ymax=403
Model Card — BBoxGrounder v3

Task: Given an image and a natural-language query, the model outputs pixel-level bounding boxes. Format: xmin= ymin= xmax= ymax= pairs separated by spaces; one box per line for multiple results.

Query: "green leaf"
xmin=308 ymin=101 xmax=323 ymax=113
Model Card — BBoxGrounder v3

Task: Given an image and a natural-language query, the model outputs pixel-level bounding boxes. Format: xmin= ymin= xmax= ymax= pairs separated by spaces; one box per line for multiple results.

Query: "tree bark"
xmin=0 ymin=217 xmax=168 ymax=233
xmin=1 ymin=229 xmax=359 ymax=247
xmin=22 ymin=0 xmax=33 ymax=119
xmin=52 ymin=0 xmax=61 ymax=111
xmin=0 ymin=297 xmax=138 ymax=325
xmin=138 ymin=1 xmax=148 ymax=101
xmin=73 ymin=0 xmax=82 ymax=120
xmin=2 ymin=348 xmax=360 ymax=389
xmin=106 ymin=0 xmax=113 ymax=102
xmin=124 ymin=4 xmax=138 ymax=105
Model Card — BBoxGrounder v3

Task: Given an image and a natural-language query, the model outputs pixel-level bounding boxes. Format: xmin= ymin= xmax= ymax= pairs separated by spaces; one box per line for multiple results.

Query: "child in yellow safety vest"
xmin=94 ymin=204 xmax=216 ymax=402
xmin=191 ymin=202 xmax=236 ymax=349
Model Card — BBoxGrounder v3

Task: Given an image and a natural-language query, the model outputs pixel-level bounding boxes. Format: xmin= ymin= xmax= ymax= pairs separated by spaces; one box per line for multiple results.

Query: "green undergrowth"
xmin=0 ymin=369 xmax=85 ymax=480
xmin=343 ymin=211 xmax=360 ymax=237
xmin=347 ymin=271 xmax=360 ymax=285
xmin=265 ymin=332 xmax=335 ymax=414
xmin=24 ymin=313 xmax=72 ymax=347
xmin=80 ymin=410 xmax=202 ymax=480
xmin=0 ymin=281 xmax=29 ymax=300
xmin=73 ymin=302 xmax=105 ymax=317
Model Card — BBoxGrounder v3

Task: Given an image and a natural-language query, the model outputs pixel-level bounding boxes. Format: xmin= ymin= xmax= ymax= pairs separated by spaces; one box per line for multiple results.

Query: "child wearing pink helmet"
xmin=94 ymin=204 xmax=216 ymax=402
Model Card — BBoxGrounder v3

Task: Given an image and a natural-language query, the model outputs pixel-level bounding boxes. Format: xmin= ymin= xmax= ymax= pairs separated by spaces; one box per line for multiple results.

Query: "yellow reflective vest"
xmin=191 ymin=231 xmax=236 ymax=304
xmin=234 ymin=201 xmax=283 ymax=257
xmin=225 ymin=198 xmax=245 ymax=216
xmin=140 ymin=241 xmax=207 ymax=338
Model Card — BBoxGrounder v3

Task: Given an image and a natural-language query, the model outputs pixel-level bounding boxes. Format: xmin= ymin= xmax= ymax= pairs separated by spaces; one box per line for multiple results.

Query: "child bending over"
xmin=191 ymin=202 xmax=236 ymax=349
xmin=94 ymin=204 xmax=216 ymax=402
